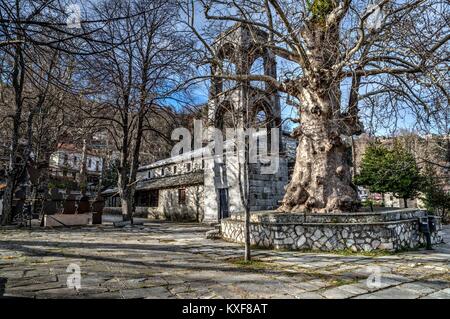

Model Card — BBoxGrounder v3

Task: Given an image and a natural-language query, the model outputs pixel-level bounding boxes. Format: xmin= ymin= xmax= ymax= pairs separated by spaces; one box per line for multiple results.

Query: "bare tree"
xmin=0 ymin=37 xmax=79 ymax=224
xmin=0 ymin=0 xmax=161 ymax=224
xmin=82 ymin=0 xmax=193 ymax=222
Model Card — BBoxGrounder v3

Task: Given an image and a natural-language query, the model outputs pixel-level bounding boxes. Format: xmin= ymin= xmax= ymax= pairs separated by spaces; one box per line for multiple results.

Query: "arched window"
xmin=255 ymin=110 xmax=268 ymax=128
xmin=253 ymin=104 xmax=273 ymax=129
xmin=253 ymin=105 xmax=274 ymax=155
xmin=215 ymin=103 xmax=235 ymax=131
xmin=249 ymin=57 xmax=265 ymax=90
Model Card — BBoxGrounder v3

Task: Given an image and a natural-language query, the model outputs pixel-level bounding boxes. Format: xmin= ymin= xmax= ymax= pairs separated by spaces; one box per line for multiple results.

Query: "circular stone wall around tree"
xmin=220 ymin=209 xmax=444 ymax=252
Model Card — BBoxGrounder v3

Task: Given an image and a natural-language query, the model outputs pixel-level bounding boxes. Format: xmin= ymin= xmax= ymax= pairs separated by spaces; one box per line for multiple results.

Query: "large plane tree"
xmin=185 ymin=0 xmax=449 ymax=213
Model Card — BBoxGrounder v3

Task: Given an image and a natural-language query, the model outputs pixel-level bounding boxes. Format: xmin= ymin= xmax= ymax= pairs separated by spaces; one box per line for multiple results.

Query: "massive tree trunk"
xmin=280 ymin=95 xmax=358 ymax=213
xmin=280 ymin=19 xmax=360 ymax=213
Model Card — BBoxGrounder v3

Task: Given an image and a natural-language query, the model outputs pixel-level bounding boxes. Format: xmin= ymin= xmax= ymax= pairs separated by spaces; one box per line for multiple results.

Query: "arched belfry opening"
xmin=208 ymin=22 xmax=281 ymax=132
xmin=214 ymin=101 xmax=236 ymax=131
xmin=203 ymin=23 xmax=288 ymax=222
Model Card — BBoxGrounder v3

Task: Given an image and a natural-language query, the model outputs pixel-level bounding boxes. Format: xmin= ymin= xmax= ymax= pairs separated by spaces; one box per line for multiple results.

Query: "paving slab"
xmin=321 ymin=287 xmax=357 ymax=299
xmin=420 ymin=288 xmax=450 ymax=299
xmin=353 ymin=286 xmax=423 ymax=299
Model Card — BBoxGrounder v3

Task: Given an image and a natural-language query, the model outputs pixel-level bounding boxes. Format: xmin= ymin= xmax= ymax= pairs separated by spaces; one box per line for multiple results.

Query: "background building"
xmin=49 ymin=143 xmax=104 ymax=191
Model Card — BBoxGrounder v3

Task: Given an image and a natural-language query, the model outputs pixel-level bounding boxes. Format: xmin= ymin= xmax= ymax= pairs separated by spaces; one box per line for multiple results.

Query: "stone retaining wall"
xmin=221 ymin=209 xmax=444 ymax=252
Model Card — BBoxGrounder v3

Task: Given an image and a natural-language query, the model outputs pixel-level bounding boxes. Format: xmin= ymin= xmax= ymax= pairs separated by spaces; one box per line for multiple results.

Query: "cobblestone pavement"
xmin=0 ymin=216 xmax=449 ymax=299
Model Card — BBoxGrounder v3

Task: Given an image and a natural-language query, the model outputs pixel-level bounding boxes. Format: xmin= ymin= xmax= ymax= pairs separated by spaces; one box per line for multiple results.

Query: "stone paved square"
xmin=0 ymin=217 xmax=448 ymax=299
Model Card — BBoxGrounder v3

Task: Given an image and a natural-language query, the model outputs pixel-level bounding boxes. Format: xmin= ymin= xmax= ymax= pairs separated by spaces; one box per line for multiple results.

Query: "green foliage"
xmin=102 ymin=159 xmax=119 ymax=188
xmin=79 ymin=181 xmax=87 ymax=191
xmin=355 ymin=142 xmax=422 ymax=204
xmin=306 ymin=0 xmax=335 ymax=23
xmin=361 ymin=199 xmax=375 ymax=211
xmin=48 ymin=179 xmax=78 ymax=191
xmin=354 ymin=143 xmax=390 ymax=194
xmin=421 ymin=165 xmax=450 ymax=222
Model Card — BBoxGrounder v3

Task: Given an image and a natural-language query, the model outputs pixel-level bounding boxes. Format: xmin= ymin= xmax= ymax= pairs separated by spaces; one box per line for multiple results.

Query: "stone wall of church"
xmin=248 ymin=157 xmax=288 ymax=211
xmin=156 ymin=185 xmax=205 ymax=222
xmin=203 ymin=153 xmax=290 ymax=222
xmin=104 ymin=185 xmax=204 ymax=221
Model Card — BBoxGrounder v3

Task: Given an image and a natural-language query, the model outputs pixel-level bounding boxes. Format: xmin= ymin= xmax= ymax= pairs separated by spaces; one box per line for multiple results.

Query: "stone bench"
xmin=44 ymin=213 xmax=92 ymax=227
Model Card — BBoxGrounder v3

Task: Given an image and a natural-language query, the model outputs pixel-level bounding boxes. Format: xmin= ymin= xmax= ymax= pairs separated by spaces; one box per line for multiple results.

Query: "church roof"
xmin=136 ymin=171 xmax=204 ymax=191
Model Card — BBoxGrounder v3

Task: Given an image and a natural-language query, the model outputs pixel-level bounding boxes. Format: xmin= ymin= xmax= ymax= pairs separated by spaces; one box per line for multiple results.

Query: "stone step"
xmin=205 ymin=229 xmax=221 ymax=240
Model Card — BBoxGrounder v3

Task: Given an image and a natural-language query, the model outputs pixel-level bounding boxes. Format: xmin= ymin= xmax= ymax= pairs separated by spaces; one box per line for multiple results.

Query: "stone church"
xmin=101 ymin=24 xmax=444 ymax=252
xmin=104 ymin=23 xmax=297 ymax=223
